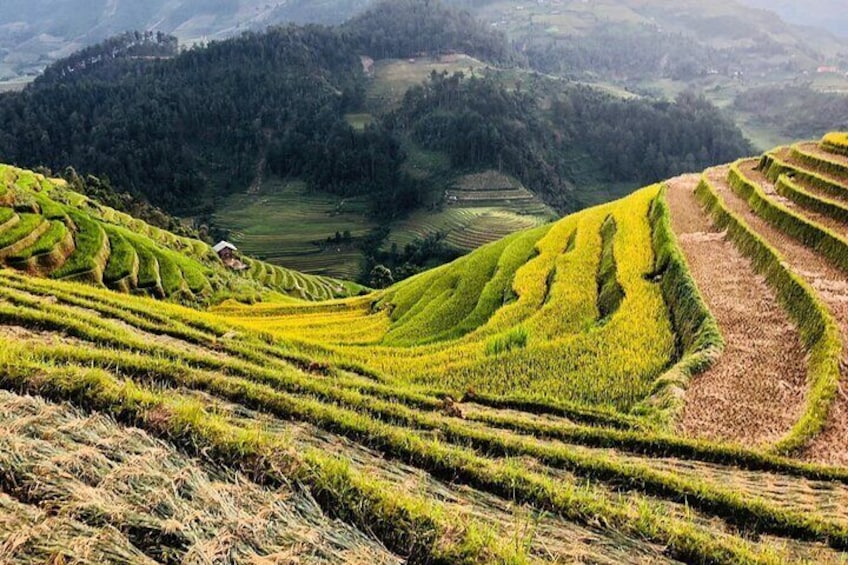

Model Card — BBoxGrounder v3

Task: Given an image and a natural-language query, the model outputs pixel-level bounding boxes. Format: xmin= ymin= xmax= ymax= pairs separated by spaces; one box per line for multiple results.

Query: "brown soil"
xmin=665 ymin=174 xmax=808 ymax=447
xmin=704 ymin=166 xmax=848 ymax=466
xmin=0 ymin=322 xmax=87 ymax=348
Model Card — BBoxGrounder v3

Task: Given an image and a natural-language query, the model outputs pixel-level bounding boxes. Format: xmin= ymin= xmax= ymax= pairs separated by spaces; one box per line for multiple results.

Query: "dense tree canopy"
xmin=0 ymin=26 xmax=363 ymax=214
xmin=0 ymin=0 xmax=751 ymax=222
xmin=390 ymin=72 xmax=751 ymax=210
xmin=342 ymin=0 xmax=517 ymax=64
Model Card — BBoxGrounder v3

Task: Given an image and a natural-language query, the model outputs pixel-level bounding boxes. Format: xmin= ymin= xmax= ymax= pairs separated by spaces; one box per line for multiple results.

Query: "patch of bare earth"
xmin=703 ymin=165 xmax=848 ymax=465
xmin=0 ymin=322 xmax=85 ymax=347
xmin=717 ymin=163 xmax=848 ymax=466
xmin=665 ymin=174 xmax=807 ymax=447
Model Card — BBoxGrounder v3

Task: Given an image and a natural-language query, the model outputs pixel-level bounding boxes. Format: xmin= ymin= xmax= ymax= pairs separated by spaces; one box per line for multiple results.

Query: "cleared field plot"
xmin=387 ymin=207 xmax=553 ymax=253
xmin=367 ymin=54 xmax=491 ymax=110
xmin=344 ymin=112 xmax=375 ymax=131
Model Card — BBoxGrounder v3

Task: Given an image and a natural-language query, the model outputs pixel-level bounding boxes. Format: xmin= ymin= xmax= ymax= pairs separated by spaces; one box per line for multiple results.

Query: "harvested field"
xmin=666 ymin=174 xmax=807 ymax=446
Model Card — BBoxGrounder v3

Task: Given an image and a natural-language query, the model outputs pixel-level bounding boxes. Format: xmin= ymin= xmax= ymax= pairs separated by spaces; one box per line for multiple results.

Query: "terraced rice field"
xmin=213 ymin=178 xmax=375 ymax=280
xmin=5 ymin=134 xmax=848 ymax=563
xmin=0 ymin=166 xmax=355 ymax=303
xmin=386 ymin=171 xmax=557 ymax=253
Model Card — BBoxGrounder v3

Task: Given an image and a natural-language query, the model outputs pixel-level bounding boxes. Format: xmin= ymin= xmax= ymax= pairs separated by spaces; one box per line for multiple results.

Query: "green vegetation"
xmin=0 ymin=214 xmax=44 ymax=250
xmin=102 ymin=226 xmax=138 ymax=285
xmin=484 ymin=326 xmax=528 ymax=356
xmin=213 ymin=179 xmax=375 ymax=279
xmin=50 ymin=210 xmax=108 ymax=282
xmin=6 ymin=220 xmax=68 ymax=262
xmin=0 ymin=1 xmax=756 ymax=283
xmin=596 ymin=216 xmax=625 ymax=321
xmin=0 ymin=164 xmax=359 ymax=303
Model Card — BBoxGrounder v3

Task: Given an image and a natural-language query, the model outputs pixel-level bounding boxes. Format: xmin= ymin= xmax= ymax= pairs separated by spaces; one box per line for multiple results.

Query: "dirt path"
xmin=704 ymin=166 xmax=848 ymax=465
xmin=665 ymin=174 xmax=807 ymax=447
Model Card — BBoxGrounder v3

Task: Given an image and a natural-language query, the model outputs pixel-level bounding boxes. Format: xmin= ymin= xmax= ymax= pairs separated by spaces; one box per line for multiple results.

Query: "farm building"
xmin=213 ymin=240 xmax=238 ymax=260
xmin=213 ymin=240 xmax=247 ymax=270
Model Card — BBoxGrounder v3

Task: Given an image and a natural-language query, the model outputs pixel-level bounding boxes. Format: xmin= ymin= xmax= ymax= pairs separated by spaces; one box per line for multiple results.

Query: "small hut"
xmin=213 ymin=241 xmax=238 ymax=261
xmin=213 ymin=241 xmax=247 ymax=270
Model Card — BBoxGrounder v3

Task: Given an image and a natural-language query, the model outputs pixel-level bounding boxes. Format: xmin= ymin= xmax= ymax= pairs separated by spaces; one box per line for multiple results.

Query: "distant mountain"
xmin=737 ymin=0 xmax=848 ymax=38
xmin=0 ymin=0 xmax=370 ymax=81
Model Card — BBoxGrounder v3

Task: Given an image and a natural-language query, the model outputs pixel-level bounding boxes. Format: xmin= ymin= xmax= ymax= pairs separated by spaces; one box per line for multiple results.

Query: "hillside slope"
xmin=0 ymin=164 xmax=360 ymax=302
xmin=4 ymin=134 xmax=848 ymax=562
xmin=738 ymin=0 xmax=848 ymax=38
xmin=458 ymin=0 xmax=848 ymax=148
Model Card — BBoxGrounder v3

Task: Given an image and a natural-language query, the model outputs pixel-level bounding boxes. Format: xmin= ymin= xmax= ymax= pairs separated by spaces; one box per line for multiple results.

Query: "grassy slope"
xmin=6 ymin=136 xmax=848 ymax=562
xmin=0 ymin=165 xmax=360 ymax=303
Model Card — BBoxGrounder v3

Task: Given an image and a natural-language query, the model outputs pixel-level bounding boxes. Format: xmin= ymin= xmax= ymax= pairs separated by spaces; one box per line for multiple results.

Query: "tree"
xmin=369 ymin=265 xmax=394 ymax=289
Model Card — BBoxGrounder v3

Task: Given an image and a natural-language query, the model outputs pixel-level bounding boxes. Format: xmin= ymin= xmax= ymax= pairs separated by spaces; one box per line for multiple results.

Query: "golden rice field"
xmin=2 ymin=133 xmax=848 ymax=563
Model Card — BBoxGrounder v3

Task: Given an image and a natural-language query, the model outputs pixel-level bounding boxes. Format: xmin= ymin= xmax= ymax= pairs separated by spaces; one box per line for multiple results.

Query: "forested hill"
xmin=340 ymin=0 xmax=517 ymax=63
xmin=0 ymin=0 xmax=751 ymax=222
xmin=0 ymin=0 xmax=372 ymax=81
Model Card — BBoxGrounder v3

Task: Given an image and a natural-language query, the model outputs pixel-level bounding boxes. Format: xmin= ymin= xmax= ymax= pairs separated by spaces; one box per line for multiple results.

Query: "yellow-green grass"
xmin=823 ymin=132 xmax=848 ymax=156
xmin=0 ymin=213 xmax=45 ymax=251
xmin=1 ymin=272 xmax=847 ymax=563
xmin=2 ymin=266 xmax=846 ymax=487
xmin=0 ymin=206 xmax=16 ymax=228
xmin=221 ymin=186 xmax=675 ymax=413
xmin=102 ymin=225 xmax=139 ymax=286
xmin=761 ymin=150 xmax=848 ymax=204
xmin=51 ymin=209 xmax=108 ymax=283
xmin=0 ymin=163 xmax=358 ymax=303
xmin=774 ymin=174 xmax=848 ymax=226
xmin=6 ymin=220 xmax=74 ymax=275
xmin=791 ymin=143 xmax=848 ymax=181
xmin=6 ymin=139 xmax=848 ymax=561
